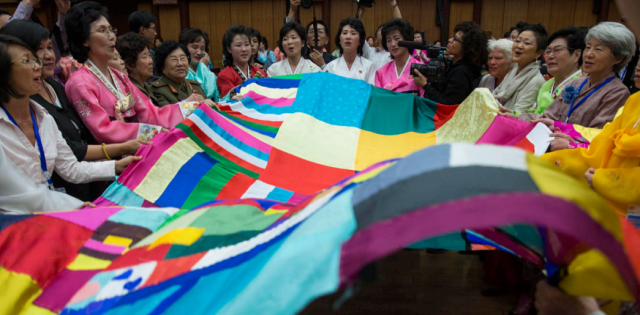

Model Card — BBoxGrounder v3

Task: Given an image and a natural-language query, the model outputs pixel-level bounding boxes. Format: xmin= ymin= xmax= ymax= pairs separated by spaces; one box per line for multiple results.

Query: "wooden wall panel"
xmin=608 ymin=1 xmax=621 ymax=22
xmin=159 ymin=5 xmax=181 ymax=41
xmin=448 ymin=0 xmax=474 ymax=37
xmin=526 ymin=0 xmax=552 ymax=28
xmin=252 ymin=0 xmax=275 ymax=52
xmin=271 ymin=0 xmax=287 ymax=50
xmin=230 ymin=0 xmax=253 ymax=26
xmin=420 ymin=0 xmax=442 ymax=44
xmin=549 ymin=0 xmax=576 ymax=33
xmin=209 ymin=1 xmax=232 ymax=66
xmin=481 ymin=0 xmax=504 ymax=38
xmin=502 ymin=0 xmax=528 ymax=35
xmin=189 ymin=2 xmax=211 ymax=52
xmin=138 ymin=3 xmax=153 ymax=13
xmin=299 ymin=2 xmax=324 ymax=25
xmin=573 ymin=0 xmax=596 ymax=26
xmin=330 ymin=0 xmax=354 ymax=52
xmin=401 ymin=0 xmax=424 ymax=36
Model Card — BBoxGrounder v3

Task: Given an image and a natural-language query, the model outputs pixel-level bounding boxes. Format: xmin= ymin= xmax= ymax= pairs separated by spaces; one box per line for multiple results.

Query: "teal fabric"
xmin=188 ymin=62 xmax=221 ymax=101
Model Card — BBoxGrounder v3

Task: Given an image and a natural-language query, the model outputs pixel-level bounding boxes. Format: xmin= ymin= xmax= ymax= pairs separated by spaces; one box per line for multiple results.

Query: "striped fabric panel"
xmin=218 ymin=100 xmax=288 ymax=122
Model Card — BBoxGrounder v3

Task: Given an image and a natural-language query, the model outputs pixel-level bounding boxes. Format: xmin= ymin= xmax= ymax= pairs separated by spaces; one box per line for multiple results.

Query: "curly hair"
xmin=521 ymin=23 xmax=548 ymax=52
xmin=116 ymin=32 xmax=148 ymax=69
xmin=65 ymin=1 xmax=109 ymax=63
xmin=547 ymin=26 xmax=588 ymax=66
xmin=278 ymin=21 xmax=306 ymax=57
xmin=179 ymin=27 xmax=210 ymax=53
xmin=335 ymin=18 xmax=366 ymax=56
xmin=154 ymin=40 xmax=190 ymax=75
xmin=222 ymin=25 xmax=249 ymax=67
xmin=381 ymin=18 xmax=415 ymax=57
xmin=453 ymin=21 xmax=488 ymax=68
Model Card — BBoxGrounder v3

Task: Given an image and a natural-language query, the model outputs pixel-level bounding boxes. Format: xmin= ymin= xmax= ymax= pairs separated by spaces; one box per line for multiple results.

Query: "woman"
xmin=2 ymin=20 xmax=146 ymax=201
xmin=154 ymin=36 xmax=163 ymax=48
xmin=324 ymin=18 xmax=376 ymax=85
xmin=528 ymin=27 xmax=587 ymax=114
xmin=375 ymin=18 xmax=424 ymax=96
xmin=108 ymin=49 xmax=127 ymax=75
xmin=64 ymin=2 xmax=202 ymax=144
xmin=433 ymin=40 xmax=442 ymax=47
xmin=217 ymin=25 xmax=267 ymax=97
xmin=117 ymin=32 xmax=158 ymax=105
xmin=150 ymin=41 xmax=206 ymax=107
xmin=179 ymin=27 xmax=220 ymax=101
xmin=267 ymin=22 xmax=320 ymax=77
xmin=508 ymin=22 xmax=529 ymax=42
xmin=513 ymin=22 xmax=634 ymax=131
xmin=258 ymin=36 xmax=277 ymax=70
xmin=412 ymin=30 xmax=428 ymax=62
xmin=411 ymin=21 xmax=487 ymax=105
xmin=492 ymin=24 xmax=547 ymax=113
xmin=248 ymin=28 xmax=265 ymax=70
xmin=478 ymin=38 xmax=513 ymax=92
xmin=366 ymin=36 xmax=374 ymax=47
xmin=0 ymin=35 xmax=137 ymax=199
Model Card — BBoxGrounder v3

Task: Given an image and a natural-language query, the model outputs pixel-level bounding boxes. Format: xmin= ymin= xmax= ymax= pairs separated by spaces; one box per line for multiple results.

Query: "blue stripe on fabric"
xmin=241 ymin=96 xmax=308 ymax=116
xmin=101 ymin=181 xmax=145 ymax=207
xmin=193 ymin=109 xmax=270 ymax=162
xmin=231 ymin=121 xmax=278 ymax=139
xmin=154 ymin=152 xmax=216 ymax=208
xmin=241 ymin=78 xmax=301 ymax=89
xmin=253 ymin=199 xmax=281 ymax=210
xmin=265 ymin=187 xmax=295 ymax=203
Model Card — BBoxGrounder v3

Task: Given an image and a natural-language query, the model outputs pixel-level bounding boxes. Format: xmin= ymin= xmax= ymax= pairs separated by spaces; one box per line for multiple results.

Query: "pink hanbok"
xmin=375 ymin=57 xmax=425 ymax=97
xmin=65 ymin=61 xmax=198 ymax=144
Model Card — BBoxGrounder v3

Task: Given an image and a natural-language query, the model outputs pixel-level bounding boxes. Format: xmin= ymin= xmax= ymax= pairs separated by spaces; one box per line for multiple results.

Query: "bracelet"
xmin=102 ymin=143 xmax=111 ymax=160
xmin=391 ymin=3 xmax=398 ymax=9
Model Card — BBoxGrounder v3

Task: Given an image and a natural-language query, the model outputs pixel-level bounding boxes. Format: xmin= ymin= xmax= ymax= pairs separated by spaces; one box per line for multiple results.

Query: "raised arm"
xmin=7 ymin=0 xmax=38 ymax=23
xmin=286 ymin=0 xmax=300 ymax=24
xmin=357 ymin=0 xmax=401 ymax=20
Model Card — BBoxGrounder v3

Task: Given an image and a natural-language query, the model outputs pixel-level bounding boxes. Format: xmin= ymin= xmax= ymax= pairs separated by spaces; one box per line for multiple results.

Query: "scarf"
xmin=492 ymin=61 xmax=541 ymax=110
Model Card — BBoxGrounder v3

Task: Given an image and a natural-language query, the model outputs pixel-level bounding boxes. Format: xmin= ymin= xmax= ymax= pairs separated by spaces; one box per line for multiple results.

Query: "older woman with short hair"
xmin=528 ymin=27 xmax=587 ymax=114
xmin=150 ymin=40 xmax=206 ymax=107
xmin=514 ymin=22 xmax=634 ymax=134
xmin=479 ymin=39 xmax=513 ymax=92
xmin=493 ymin=23 xmax=547 ymax=113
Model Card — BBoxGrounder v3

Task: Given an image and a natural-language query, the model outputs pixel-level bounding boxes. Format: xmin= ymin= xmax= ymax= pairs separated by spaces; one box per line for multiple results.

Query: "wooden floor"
xmin=298 ymin=250 xmax=519 ymax=315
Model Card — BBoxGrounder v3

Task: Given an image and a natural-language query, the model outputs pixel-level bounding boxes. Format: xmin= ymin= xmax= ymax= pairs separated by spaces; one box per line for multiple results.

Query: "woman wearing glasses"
xmin=527 ymin=27 xmax=587 ymax=115
xmin=150 ymin=41 xmax=205 ymax=107
xmin=64 ymin=2 xmax=202 ymax=144
xmin=0 ymin=34 xmax=138 ymax=203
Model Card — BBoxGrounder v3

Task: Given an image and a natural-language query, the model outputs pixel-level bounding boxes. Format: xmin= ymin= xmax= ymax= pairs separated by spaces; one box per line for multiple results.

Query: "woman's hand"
xmin=584 ymin=168 xmax=596 ymax=189
xmin=53 ymin=0 xmax=71 ymax=14
xmin=232 ymin=94 xmax=245 ymax=101
xmin=532 ymin=118 xmax=555 ymax=130
xmin=186 ymin=93 xmax=205 ymax=104
xmin=410 ymin=69 xmax=427 ymax=88
xmin=290 ymin=0 xmax=301 ymax=8
xmin=200 ymin=52 xmax=210 ymax=66
xmin=254 ymin=63 xmax=264 ymax=70
xmin=115 ymin=156 xmax=142 ymax=174
xmin=309 ymin=49 xmax=325 ymax=68
xmin=549 ymin=133 xmax=574 ymax=142
xmin=79 ymin=201 xmax=96 ymax=209
xmin=161 ymin=128 xmax=170 ymax=133
xmin=535 ymin=281 xmax=599 ymax=315
xmin=122 ymin=139 xmax=151 ymax=155
xmin=204 ymin=99 xmax=218 ymax=109
xmin=549 ymin=138 xmax=570 ymax=152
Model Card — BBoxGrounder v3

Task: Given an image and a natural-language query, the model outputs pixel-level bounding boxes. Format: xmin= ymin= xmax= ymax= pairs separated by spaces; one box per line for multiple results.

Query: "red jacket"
xmin=216 ymin=65 xmax=267 ymax=97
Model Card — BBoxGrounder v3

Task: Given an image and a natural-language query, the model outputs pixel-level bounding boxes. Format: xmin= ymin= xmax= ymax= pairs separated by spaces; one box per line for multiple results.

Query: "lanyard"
xmin=565 ymin=76 xmax=615 ymax=122
xmin=1 ymin=105 xmax=54 ymax=189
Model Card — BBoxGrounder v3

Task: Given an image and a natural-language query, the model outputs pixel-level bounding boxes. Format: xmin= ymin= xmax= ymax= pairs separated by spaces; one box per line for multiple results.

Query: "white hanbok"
xmin=267 ymin=58 xmax=321 ymax=77
xmin=363 ymin=41 xmax=392 ymax=71
xmin=324 ymin=55 xmax=376 ymax=85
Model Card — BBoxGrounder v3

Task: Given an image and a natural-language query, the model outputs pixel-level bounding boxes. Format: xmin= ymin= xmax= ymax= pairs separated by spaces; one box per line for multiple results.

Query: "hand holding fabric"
xmin=584 ymin=168 xmax=596 ymax=189
xmin=532 ymin=118 xmax=554 ymax=130
xmin=115 ymin=156 xmax=142 ymax=174
xmin=534 ymin=281 xmax=600 ymax=315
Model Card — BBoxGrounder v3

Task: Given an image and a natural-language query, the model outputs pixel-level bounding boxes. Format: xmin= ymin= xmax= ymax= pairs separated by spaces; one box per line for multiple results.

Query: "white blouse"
xmin=324 ymin=55 xmax=376 ymax=85
xmin=0 ymin=100 xmax=115 ymax=187
xmin=0 ymin=145 xmax=82 ymax=214
xmin=363 ymin=41 xmax=392 ymax=71
xmin=267 ymin=58 xmax=321 ymax=77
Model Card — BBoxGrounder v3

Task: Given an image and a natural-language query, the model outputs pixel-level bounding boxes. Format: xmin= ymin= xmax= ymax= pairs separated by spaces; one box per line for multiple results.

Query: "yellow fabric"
xmin=263 ymin=208 xmax=288 ymax=216
xmin=573 ymin=106 xmax=625 ymax=142
xmin=134 ymin=138 xmax=203 ymax=202
xmin=543 ymin=92 xmax=640 ymax=216
xmin=559 ymin=250 xmax=632 ymax=301
xmin=601 ymin=301 xmax=622 ymax=315
xmin=148 ymin=227 xmax=205 ymax=249
xmin=134 ymin=210 xmax=206 ymax=248
xmin=103 ymin=235 xmax=133 ymax=247
xmin=347 ymin=163 xmax=393 ymax=184
xmin=355 ymin=130 xmax=436 ymax=171
xmin=0 ymin=267 xmax=42 ymax=315
xmin=436 ymin=88 xmax=498 ymax=144
xmin=67 ymin=254 xmax=112 ymax=271
xmin=273 ymin=113 xmax=360 ymax=170
xmin=21 ymin=305 xmax=56 ymax=315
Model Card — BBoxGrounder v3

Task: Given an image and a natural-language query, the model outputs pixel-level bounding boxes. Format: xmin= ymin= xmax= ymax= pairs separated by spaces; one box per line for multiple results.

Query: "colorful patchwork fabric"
xmin=2 ymin=144 xmax=640 ymax=315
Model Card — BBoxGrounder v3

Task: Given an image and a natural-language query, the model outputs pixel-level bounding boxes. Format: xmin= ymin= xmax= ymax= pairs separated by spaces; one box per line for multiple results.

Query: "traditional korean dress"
xmin=267 ymin=58 xmax=320 ymax=77
xmin=324 ymin=55 xmax=376 ymax=85
xmin=375 ymin=57 xmax=425 ymax=96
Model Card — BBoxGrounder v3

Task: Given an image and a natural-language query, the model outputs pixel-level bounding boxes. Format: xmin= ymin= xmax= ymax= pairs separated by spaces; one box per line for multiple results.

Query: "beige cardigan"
xmin=493 ymin=62 xmax=546 ymax=113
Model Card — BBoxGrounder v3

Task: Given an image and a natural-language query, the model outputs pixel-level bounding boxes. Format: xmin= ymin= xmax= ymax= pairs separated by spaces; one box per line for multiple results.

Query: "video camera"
xmin=354 ymin=0 xmax=375 ymax=8
xmin=398 ymin=41 xmax=451 ymax=84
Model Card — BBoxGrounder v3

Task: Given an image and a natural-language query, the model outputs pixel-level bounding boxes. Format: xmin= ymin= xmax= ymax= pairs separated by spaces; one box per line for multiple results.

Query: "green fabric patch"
xmin=183 ymin=164 xmax=240 ymax=209
xmin=361 ymin=87 xmax=438 ymax=135
xmin=216 ymin=110 xmax=280 ymax=135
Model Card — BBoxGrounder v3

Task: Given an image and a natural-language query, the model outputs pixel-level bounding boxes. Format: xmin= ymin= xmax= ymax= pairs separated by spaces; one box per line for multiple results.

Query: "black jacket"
xmin=31 ymin=78 xmax=105 ymax=201
xmin=423 ymin=60 xmax=481 ymax=105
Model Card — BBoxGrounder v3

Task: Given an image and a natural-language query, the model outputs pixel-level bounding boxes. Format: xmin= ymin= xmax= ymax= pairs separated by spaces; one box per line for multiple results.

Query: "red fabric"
xmin=144 ymin=252 xmax=207 ymax=288
xmin=0 ymin=216 xmax=93 ymax=287
xmin=258 ymin=148 xmax=355 ymax=195
xmin=216 ymin=65 xmax=267 ymax=97
xmin=216 ymin=172 xmax=257 ymax=200
xmin=433 ymin=104 xmax=459 ymax=130
xmin=218 ymin=104 xmax=283 ymax=128
xmin=106 ymin=244 xmax=170 ymax=271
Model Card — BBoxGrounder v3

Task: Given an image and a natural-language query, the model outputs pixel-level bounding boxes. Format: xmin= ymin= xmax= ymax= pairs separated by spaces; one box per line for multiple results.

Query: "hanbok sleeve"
xmin=193 ymin=62 xmax=221 ymax=101
xmin=593 ymin=166 xmax=640 ymax=207
xmin=375 ymin=67 xmax=383 ymax=88
xmin=365 ymin=61 xmax=376 ymax=85
xmin=217 ymin=69 xmax=238 ymax=98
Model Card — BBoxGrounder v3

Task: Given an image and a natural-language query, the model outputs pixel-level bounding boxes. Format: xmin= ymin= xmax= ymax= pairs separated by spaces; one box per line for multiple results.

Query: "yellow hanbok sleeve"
xmin=573 ymin=107 xmax=625 ymax=142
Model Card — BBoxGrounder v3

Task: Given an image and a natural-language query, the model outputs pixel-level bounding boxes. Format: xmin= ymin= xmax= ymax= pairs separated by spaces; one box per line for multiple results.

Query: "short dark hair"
xmin=414 ymin=30 xmax=426 ymax=45
xmin=128 ymin=11 xmax=156 ymax=33
xmin=278 ymin=21 xmax=306 ymax=57
xmin=521 ymin=23 xmax=548 ymax=51
xmin=366 ymin=36 xmax=374 ymax=41
xmin=261 ymin=36 xmax=269 ymax=49
xmin=306 ymin=20 xmax=329 ymax=37
xmin=0 ymin=35 xmax=36 ymax=102
xmin=381 ymin=18 xmax=415 ymax=57
xmin=156 ymin=36 xmax=163 ymax=43
xmin=510 ymin=21 xmax=529 ymax=35
xmin=65 ymin=1 xmax=109 ymax=63
xmin=0 ymin=20 xmax=50 ymax=52
xmin=179 ymin=27 xmax=210 ymax=53
xmin=547 ymin=26 xmax=588 ymax=66
xmin=453 ymin=21 xmax=488 ymax=68
xmin=0 ymin=9 xmax=10 ymax=16
xmin=116 ymin=32 xmax=148 ymax=69
xmin=247 ymin=28 xmax=261 ymax=42
xmin=335 ymin=18 xmax=366 ymax=56
xmin=154 ymin=40 xmax=189 ymax=74
xmin=222 ymin=25 xmax=249 ymax=67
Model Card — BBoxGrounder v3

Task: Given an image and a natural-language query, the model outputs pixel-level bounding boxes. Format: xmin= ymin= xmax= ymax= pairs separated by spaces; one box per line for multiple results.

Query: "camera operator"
xmin=286 ymin=0 xmax=336 ymax=68
xmin=411 ymin=21 xmax=488 ymax=105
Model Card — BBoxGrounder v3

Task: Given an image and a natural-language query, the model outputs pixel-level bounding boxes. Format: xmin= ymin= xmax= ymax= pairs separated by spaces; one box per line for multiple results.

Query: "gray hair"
xmin=586 ymin=22 xmax=636 ymax=72
xmin=487 ymin=38 xmax=514 ymax=62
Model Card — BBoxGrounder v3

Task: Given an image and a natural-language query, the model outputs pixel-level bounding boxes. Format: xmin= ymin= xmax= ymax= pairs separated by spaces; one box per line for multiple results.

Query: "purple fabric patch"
xmin=33 ymin=269 xmax=99 ymax=313
xmin=476 ymin=115 xmax=535 ymax=146
xmin=44 ymin=207 xmax=122 ymax=230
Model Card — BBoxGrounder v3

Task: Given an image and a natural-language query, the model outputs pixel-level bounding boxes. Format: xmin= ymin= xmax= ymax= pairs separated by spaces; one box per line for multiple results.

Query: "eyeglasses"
xmin=544 ymin=45 xmax=570 ymax=56
xmin=12 ymin=57 xmax=42 ymax=69
xmin=452 ymin=35 xmax=463 ymax=44
xmin=307 ymin=29 xmax=326 ymax=35
xmin=167 ymin=56 xmax=189 ymax=64
xmin=91 ymin=27 xmax=117 ymax=36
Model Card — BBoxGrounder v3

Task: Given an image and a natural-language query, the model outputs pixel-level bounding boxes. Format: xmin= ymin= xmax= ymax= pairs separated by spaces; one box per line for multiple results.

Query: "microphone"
xmin=397 ymin=40 xmax=428 ymax=51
